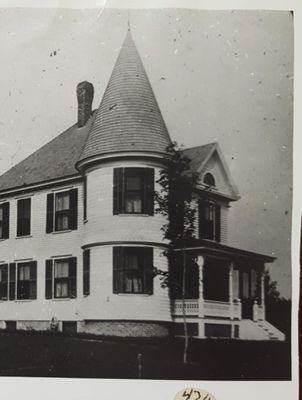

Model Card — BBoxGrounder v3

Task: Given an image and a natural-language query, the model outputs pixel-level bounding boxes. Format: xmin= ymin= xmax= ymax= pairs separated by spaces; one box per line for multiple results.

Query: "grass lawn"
xmin=0 ymin=331 xmax=291 ymax=380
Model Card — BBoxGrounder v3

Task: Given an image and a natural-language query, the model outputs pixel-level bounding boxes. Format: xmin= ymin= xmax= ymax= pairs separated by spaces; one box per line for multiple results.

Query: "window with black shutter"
xmin=17 ymin=198 xmax=31 ymax=237
xmin=113 ymin=247 xmax=153 ymax=294
xmin=199 ymin=200 xmax=221 ymax=242
xmin=45 ymin=257 xmax=77 ymax=299
xmin=0 ymin=202 xmax=10 ymax=239
xmin=113 ymin=168 xmax=154 ymax=215
xmin=0 ymin=264 xmax=8 ymax=300
xmin=17 ymin=261 xmax=37 ymax=300
xmin=46 ymin=189 xmax=78 ymax=233
xmin=83 ymin=249 xmax=90 ymax=296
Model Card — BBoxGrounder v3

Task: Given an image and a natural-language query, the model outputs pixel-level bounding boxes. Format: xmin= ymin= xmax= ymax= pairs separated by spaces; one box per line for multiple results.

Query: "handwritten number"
xmin=182 ymin=389 xmax=194 ymax=400
xmin=193 ymin=391 xmax=201 ymax=400
xmin=182 ymin=388 xmax=213 ymax=400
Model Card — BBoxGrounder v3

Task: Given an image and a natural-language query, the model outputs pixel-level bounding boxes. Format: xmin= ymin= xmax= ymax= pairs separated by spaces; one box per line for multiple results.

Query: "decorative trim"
xmin=76 ymin=151 xmax=170 ymax=171
xmin=0 ymin=175 xmax=82 ymax=198
xmin=82 ymin=241 xmax=169 ymax=250
xmin=51 ymin=254 xmax=73 ymax=259
xmin=51 ymin=185 xmax=75 ymax=193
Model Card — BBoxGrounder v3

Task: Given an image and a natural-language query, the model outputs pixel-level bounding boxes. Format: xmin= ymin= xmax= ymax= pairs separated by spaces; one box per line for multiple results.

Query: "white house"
xmin=0 ymin=30 xmax=284 ymax=340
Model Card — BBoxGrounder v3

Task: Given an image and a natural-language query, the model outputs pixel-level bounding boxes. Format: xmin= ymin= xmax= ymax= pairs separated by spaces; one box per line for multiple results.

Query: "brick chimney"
xmin=76 ymin=81 xmax=94 ymax=128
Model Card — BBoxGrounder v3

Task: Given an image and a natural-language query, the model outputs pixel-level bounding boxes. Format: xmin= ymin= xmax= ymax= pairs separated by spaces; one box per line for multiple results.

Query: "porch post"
xmin=228 ymin=262 xmax=234 ymax=338
xmin=260 ymin=271 xmax=266 ymax=320
xmin=197 ymin=255 xmax=205 ymax=318
xmin=197 ymin=255 xmax=205 ymax=338
xmin=228 ymin=262 xmax=234 ymax=306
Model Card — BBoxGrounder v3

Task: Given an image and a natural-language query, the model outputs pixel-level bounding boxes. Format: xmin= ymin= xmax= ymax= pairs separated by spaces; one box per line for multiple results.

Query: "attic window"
xmin=204 ymin=173 xmax=215 ymax=187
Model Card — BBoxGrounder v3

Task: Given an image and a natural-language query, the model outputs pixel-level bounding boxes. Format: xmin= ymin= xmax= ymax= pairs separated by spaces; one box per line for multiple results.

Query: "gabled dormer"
xmin=184 ymin=142 xmax=240 ymax=244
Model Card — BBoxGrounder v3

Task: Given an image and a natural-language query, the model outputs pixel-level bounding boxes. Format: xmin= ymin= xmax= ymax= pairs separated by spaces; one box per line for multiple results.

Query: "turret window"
xmin=113 ymin=247 xmax=153 ymax=294
xmin=113 ymin=168 xmax=154 ymax=215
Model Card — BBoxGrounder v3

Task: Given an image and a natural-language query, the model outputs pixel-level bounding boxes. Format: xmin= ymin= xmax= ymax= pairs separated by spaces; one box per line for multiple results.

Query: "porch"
xmin=170 ymin=252 xmax=267 ymax=323
xmin=169 ymin=240 xmax=283 ymax=340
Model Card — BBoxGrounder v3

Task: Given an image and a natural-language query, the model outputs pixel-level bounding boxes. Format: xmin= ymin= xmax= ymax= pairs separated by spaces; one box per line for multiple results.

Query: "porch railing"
xmin=204 ymin=300 xmax=231 ymax=318
xmin=171 ymin=299 xmax=199 ymax=316
xmin=171 ymin=299 xmax=242 ymax=319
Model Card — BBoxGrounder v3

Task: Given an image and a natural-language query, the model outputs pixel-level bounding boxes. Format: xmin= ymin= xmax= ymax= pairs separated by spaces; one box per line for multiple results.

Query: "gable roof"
xmin=183 ymin=142 xmax=217 ymax=174
xmin=0 ymin=116 xmax=93 ymax=194
xmin=78 ymin=30 xmax=171 ymax=166
xmin=183 ymin=142 xmax=240 ymax=201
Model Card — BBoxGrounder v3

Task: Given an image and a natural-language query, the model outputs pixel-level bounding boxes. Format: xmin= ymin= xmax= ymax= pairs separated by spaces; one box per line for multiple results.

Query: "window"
xmin=204 ymin=172 xmax=215 ymax=187
xmin=0 ymin=264 xmax=8 ymax=300
xmin=45 ymin=257 xmax=77 ymax=299
xmin=17 ymin=198 xmax=31 ymax=237
xmin=113 ymin=168 xmax=154 ymax=215
xmin=2 ymin=261 xmax=37 ymax=300
xmin=46 ymin=189 xmax=78 ymax=233
xmin=113 ymin=247 xmax=153 ymax=294
xmin=199 ymin=200 xmax=221 ymax=242
xmin=17 ymin=262 xmax=37 ymax=300
xmin=0 ymin=202 xmax=9 ymax=239
xmin=83 ymin=249 xmax=90 ymax=296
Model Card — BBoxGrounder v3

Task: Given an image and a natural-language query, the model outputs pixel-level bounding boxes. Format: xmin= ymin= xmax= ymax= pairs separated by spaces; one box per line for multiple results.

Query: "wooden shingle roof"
xmin=0 ymin=117 xmax=93 ymax=194
xmin=78 ymin=30 xmax=171 ymax=165
xmin=0 ymin=32 xmax=218 ymax=195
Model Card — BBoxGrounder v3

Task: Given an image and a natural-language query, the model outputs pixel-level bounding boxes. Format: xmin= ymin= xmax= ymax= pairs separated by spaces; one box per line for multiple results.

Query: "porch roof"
xmin=174 ymin=238 xmax=275 ymax=263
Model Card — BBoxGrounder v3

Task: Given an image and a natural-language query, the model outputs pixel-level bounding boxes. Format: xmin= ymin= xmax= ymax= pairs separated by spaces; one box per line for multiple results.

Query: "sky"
xmin=0 ymin=8 xmax=293 ymax=297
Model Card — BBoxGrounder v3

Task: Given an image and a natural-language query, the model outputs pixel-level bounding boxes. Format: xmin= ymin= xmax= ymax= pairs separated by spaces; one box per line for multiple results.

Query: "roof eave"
xmin=0 ymin=173 xmax=82 ymax=198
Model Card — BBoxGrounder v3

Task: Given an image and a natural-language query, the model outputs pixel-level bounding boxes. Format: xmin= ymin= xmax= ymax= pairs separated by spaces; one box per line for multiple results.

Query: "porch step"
xmin=256 ymin=320 xmax=285 ymax=341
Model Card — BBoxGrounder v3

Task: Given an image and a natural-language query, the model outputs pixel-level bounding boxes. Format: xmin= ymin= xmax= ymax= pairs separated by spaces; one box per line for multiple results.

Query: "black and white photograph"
xmin=0 ymin=0 xmax=297 ymax=392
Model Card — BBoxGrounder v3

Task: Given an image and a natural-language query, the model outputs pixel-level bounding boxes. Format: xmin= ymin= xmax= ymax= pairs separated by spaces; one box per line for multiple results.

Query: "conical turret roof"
xmin=79 ymin=30 xmax=171 ymax=165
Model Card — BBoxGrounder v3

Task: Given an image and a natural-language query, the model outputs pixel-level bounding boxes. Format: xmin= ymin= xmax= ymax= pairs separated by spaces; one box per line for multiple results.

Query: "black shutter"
xmin=2 ymin=202 xmax=10 ymax=239
xmin=45 ymin=259 xmax=53 ymax=299
xmin=46 ymin=193 xmax=54 ymax=233
xmin=83 ymin=249 xmax=90 ymax=296
xmin=17 ymin=198 xmax=31 ymax=236
xmin=0 ymin=264 xmax=8 ymax=300
xmin=144 ymin=168 xmax=154 ymax=215
xmin=9 ymin=263 xmax=16 ymax=300
xmin=29 ymin=261 xmax=37 ymax=299
xmin=69 ymin=189 xmax=78 ymax=230
xmin=144 ymin=247 xmax=154 ymax=294
xmin=215 ymin=205 xmax=221 ymax=242
xmin=69 ymin=257 xmax=77 ymax=298
xmin=113 ymin=247 xmax=124 ymax=293
xmin=83 ymin=176 xmax=87 ymax=221
xmin=113 ymin=168 xmax=124 ymax=215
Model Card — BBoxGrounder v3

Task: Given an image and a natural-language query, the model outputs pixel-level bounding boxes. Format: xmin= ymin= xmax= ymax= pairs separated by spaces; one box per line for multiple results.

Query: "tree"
xmin=154 ymin=142 xmax=198 ymax=363
xmin=264 ymin=270 xmax=291 ymax=340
